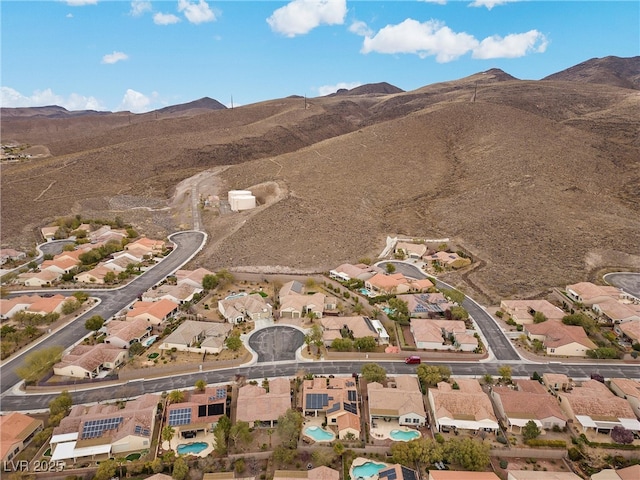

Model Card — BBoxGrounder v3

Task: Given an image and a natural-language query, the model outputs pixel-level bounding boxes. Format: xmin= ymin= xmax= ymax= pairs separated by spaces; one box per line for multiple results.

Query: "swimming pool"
xmin=352 ymin=461 xmax=387 ymax=478
xmin=304 ymin=425 xmax=335 ymax=442
xmin=383 ymin=307 xmax=395 ymax=315
xmin=390 ymin=429 xmax=420 ymax=441
xmin=359 ymin=288 xmax=372 ymax=297
xmin=176 ymin=442 xmax=208 ymax=455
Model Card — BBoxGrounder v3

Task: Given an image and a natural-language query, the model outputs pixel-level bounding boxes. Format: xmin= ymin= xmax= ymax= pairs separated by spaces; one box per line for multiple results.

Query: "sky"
xmin=1 ymin=0 xmax=638 ymax=113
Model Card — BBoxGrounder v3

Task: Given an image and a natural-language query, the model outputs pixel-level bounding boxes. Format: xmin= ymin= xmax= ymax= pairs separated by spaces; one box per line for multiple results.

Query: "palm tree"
xmin=195 ymin=379 xmax=207 ymax=392
xmin=162 ymin=425 xmax=175 ymax=444
xmin=167 ymin=389 xmax=185 ymax=404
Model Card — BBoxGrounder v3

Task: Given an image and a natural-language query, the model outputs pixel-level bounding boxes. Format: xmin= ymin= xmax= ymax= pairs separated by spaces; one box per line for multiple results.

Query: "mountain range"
xmin=2 ymin=55 xmax=639 ymax=302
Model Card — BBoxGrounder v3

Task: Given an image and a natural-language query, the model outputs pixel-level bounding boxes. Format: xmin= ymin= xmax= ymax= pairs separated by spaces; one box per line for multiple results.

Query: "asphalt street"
xmin=0 ymin=231 xmax=206 ymax=394
xmin=2 ymin=359 xmax=639 ymax=412
xmin=381 ymin=261 xmax=521 ymax=361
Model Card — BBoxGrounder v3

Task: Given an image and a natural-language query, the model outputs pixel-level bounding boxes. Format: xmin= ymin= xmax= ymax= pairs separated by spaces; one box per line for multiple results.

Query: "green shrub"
xmin=525 ymin=439 xmax=566 ymax=448
xmin=499 ymin=460 xmax=508 ymax=469
xmin=568 ymin=447 xmax=582 ymax=461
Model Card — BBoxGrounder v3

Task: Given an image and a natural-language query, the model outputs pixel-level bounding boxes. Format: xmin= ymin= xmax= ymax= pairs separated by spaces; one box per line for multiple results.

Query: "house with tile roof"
xmin=425 ymin=251 xmax=471 ymax=270
xmin=41 ymin=226 xmax=59 ymax=242
xmin=524 ymin=321 xmax=596 ymax=357
xmin=142 ymin=283 xmax=202 ymax=304
xmin=279 ymin=280 xmax=328 ymax=319
xmin=429 ymin=472 xmax=500 ymax=480
xmin=0 ymin=412 xmax=44 ymax=463
xmin=365 ymin=273 xmax=433 ymax=295
xmin=616 ymin=320 xmax=640 ymax=344
xmin=428 ymin=378 xmax=499 ymax=433
xmin=166 ymin=386 xmax=227 ymax=438
xmin=558 ymin=380 xmax=640 ymax=434
xmin=565 ymin=282 xmax=622 ymax=306
xmin=593 ymin=299 xmax=640 ymax=325
xmin=395 ymin=241 xmax=427 ymax=259
xmin=0 ymin=295 xmax=33 ymax=320
xmin=0 ymin=248 xmax=26 ymax=265
xmin=17 ymin=269 xmax=60 ymax=287
xmin=542 ymin=373 xmax=571 ymax=392
xmin=126 ymin=299 xmax=179 ymax=325
xmin=609 ymin=378 xmax=640 ymax=420
xmin=104 ymin=318 xmax=153 ymax=349
xmin=397 ymin=293 xmax=454 ymax=318
xmin=236 ymin=377 xmax=291 ymax=427
xmin=329 ymin=263 xmax=382 ymax=282
xmin=74 ymin=265 xmax=112 ymax=284
xmin=54 ymin=344 xmax=127 ymax=379
xmin=410 ymin=319 xmax=478 ymax=352
xmin=159 ymin=320 xmax=232 ymax=354
xmin=41 ymin=256 xmax=80 ymax=275
xmin=508 ymin=472 xmax=581 ymax=480
xmin=218 ymin=293 xmax=272 ymax=324
xmin=175 ymin=267 xmax=216 ymax=289
xmin=125 ymin=237 xmax=166 ymax=254
xmin=500 ymin=299 xmax=566 ymax=324
xmin=320 ymin=316 xmax=385 ymax=346
xmin=490 ymin=380 xmax=567 ymax=432
xmin=26 ymin=294 xmax=70 ymax=315
xmin=273 ymin=466 xmax=339 ymax=480
xmin=378 ymin=464 xmax=419 ymax=480
xmin=50 ymin=394 xmax=159 ymax=463
xmin=368 ymin=375 xmax=427 ymax=428
xmin=302 ymin=377 xmax=360 ymax=440
xmin=591 ymin=465 xmax=640 ymax=480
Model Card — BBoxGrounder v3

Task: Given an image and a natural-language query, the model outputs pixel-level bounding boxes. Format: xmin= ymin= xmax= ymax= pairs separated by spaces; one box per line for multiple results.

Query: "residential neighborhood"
xmin=1 ymin=232 xmax=639 ymax=480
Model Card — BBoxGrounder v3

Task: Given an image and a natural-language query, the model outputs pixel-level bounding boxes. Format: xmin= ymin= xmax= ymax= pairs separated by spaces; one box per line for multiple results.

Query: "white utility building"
xmin=228 ymin=190 xmax=256 ymax=211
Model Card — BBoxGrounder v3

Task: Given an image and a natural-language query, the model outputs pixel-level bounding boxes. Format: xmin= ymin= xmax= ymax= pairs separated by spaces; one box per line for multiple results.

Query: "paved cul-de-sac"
xmin=248 ymin=326 xmax=305 ymax=363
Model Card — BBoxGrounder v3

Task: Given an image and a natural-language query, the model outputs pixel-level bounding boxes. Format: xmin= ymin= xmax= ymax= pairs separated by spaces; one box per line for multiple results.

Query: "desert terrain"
xmin=2 ymin=56 xmax=639 ymax=303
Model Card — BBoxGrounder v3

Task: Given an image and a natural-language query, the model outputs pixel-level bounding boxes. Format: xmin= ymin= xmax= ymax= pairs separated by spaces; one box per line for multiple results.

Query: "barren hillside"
xmin=2 ymin=57 xmax=639 ymax=301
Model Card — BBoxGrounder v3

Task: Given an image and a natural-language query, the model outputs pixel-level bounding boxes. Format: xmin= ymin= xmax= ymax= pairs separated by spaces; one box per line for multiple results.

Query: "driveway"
xmin=248 ymin=326 xmax=305 ymax=363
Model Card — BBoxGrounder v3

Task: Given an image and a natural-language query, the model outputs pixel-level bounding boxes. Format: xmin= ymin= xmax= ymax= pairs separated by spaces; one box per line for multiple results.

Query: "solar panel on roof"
xmin=346 ymin=381 xmax=355 ymax=387
xmin=169 ymin=407 xmax=192 ymax=426
xmin=305 ymin=393 xmax=329 ymax=409
xmin=400 ymin=466 xmax=417 ymax=480
xmin=216 ymin=388 xmax=226 ymax=398
xmin=348 ymin=390 xmax=357 ymax=402
xmin=344 ymin=402 xmax=357 ymax=414
xmin=80 ymin=416 xmax=123 ymax=439
xmin=326 ymin=403 xmax=341 ymax=414
xmin=378 ymin=468 xmax=396 ymax=480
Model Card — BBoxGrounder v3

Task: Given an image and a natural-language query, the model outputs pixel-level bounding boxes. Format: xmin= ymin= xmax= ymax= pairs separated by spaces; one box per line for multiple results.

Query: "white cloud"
xmin=349 ymin=20 xmax=372 ymax=37
xmin=65 ymin=0 xmax=98 ymax=5
xmin=420 ymin=0 xmax=447 ymax=4
xmin=117 ymin=89 xmax=155 ymax=113
xmin=130 ymin=0 xmax=152 ymax=16
xmin=469 ymin=0 xmax=516 ymax=10
xmin=1 ymin=86 xmax=105 ymax=111
xmin=472 ymin=30 xmax=548 ymax=59
xmin=317 ymin=82 xmax=362 ymax=96
xmin=101 ymin=51 xmax=129 ymax=64
xmin=153 ymin=12 xmax=181 ymax=25
xmin=267 ymin=0 xmax=347 ymax=37
xmin=178 ymin=0 xmax=216 ymax=24
xmin=361 ymin=18 xmax=478 ymax=63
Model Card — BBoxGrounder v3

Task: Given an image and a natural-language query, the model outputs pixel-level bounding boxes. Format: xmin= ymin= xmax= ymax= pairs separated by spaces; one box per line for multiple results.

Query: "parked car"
xmin=405 ymin=355 xmax=421 ymax=364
